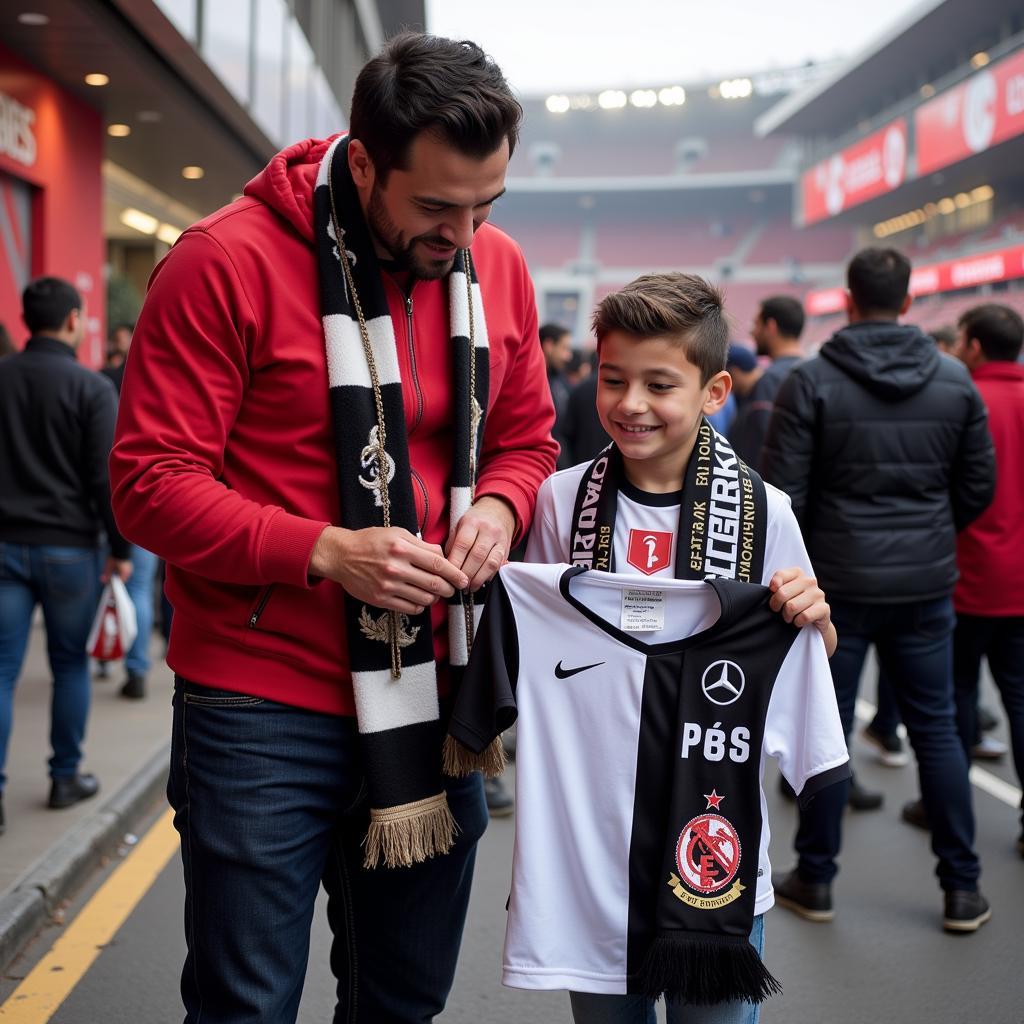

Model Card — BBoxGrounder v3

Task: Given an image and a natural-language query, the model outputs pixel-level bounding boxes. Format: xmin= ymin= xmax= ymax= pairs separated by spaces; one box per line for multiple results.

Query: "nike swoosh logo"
xmin=554 ymin=660 xmax=605 ymax=679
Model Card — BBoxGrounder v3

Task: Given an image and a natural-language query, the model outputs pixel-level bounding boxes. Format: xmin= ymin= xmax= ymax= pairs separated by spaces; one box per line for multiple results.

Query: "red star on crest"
xmin=704 ymin=789 xmax=724 ymax=810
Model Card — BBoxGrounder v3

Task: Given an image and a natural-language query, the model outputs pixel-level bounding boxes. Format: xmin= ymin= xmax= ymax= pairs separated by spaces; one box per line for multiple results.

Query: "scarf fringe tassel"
xmin=441 ymin=734 xmax=507 ymax=778
xmin=363 ymin=793 xmax=458 ymax=869
xmin=637 ymin=934 xmax=782 ymax=1006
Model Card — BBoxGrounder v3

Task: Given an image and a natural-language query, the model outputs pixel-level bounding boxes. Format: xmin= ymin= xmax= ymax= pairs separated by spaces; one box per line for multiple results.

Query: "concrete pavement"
xmin=0 ymin=617 xmax=172 ymax=970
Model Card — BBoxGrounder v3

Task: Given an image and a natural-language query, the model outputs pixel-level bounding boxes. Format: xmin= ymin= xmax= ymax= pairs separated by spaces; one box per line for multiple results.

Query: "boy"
xmin=527 ymin=274 xmax=836 ymax=659
xmin=450 ymin=274 xmax=844 ymax=1024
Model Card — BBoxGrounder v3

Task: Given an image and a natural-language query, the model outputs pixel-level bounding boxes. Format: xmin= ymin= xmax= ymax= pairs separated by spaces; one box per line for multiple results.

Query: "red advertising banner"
xmin=801 ymin=119 xmax=908 ymax=226
xmin=805 ymin=242 xmax=1024 ymax=314
xmin=916 ymin=48 xmax=1024 ymax=177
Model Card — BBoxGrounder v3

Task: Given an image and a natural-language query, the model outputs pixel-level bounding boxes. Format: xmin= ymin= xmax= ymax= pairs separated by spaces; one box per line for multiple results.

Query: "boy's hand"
xmin=768 ymin=567 xmax=838 ymax=657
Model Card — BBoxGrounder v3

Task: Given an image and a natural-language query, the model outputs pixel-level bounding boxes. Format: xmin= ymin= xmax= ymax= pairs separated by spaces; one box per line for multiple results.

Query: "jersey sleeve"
xmin=763 ymin=626 xmax=851 ymax=805
xmin=523 ymin=474 xmax=568 ymax=564
xmin=760 ymin=485 xmax=815 ymax=583
xmin=448 ymin=569 xmax=520 ymax=753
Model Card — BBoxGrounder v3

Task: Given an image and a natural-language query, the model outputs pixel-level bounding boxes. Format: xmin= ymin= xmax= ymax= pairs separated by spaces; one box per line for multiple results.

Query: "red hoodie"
xmin=954 ymin=360 xmax=1024 ymax=617
xmin=110 ymin=137 xmax=558 ymax=715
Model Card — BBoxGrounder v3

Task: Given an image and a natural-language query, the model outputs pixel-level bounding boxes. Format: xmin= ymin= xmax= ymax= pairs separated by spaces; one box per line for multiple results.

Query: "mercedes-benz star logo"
xmin=700 ymin=660 xmax=745 ymax=705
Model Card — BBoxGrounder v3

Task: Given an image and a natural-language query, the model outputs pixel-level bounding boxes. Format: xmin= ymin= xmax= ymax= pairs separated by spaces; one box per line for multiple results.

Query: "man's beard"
xmin=366 ymin=184 xmax=456 ymax=281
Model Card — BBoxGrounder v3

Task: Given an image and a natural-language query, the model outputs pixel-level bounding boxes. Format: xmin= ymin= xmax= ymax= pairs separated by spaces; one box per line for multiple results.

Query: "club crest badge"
xmin=359 ymin=425 xmax=396 ymax=508
xmin=626 ymin=529 xmax=673 ymax=575
xmin=667 ymin=791 xmax=745 ymax=910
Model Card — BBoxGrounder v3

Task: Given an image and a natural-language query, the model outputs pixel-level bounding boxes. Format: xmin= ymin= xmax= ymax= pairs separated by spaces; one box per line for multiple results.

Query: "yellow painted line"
xmin=0 ymin=808 xmax=178 ymax=1022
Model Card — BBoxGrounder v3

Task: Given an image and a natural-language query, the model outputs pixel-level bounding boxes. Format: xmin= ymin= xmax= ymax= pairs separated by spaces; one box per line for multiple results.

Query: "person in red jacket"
xmin=110 ymin=34 xmax=557 ymax=1024
xmin=901 ymin=303 xmax=1024 ymax=856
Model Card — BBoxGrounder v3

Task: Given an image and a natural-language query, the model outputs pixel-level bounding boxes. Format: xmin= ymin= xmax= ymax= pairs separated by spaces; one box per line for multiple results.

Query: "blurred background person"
xmin=540 ymin=321 xmax=575 ymax=468
xmin=0 ymin=278 xmax=132 ymax=833
xmin=731 ymin=296 xmax=806 ymax=472
xmin=900 ymin=304 xmax=1024 ymax=853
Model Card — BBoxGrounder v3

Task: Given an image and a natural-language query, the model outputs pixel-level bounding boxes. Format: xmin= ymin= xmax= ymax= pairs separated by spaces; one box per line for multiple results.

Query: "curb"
xmin=0 ymin=744 xmax=170 ymax=973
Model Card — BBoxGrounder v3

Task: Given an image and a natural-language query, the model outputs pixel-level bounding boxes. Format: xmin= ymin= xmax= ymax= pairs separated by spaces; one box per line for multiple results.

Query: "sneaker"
xmin=48 ymin=773 xmax=100 ymax=810
xmin=977 ymin=704 xmax=999 ymax=733
xmin=120 ymin=673 xmax=146 ymax=700
xmin=942 ymin=890 xmax=991 ymax=933
xmin=772 ymin=869 xmax=834 ymax=922
xmin=484 ymin=776 xmax=514 ymax=818
xmin=847 ymin=777 xmax=884 ymax=811
xmin=971 ymin=735 xmax=1008 ymax=761
xmin=861 ymin=724 xmax=911 ymax=768
xmin=901 ymin=798 xmax=930 ymax=831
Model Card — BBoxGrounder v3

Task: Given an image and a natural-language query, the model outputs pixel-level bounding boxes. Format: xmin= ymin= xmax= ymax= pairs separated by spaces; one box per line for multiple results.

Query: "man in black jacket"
xmin=0 ymin=278 xmax=132 ymax=835
xmin=762 ymin=248 xmax=995 ymax=933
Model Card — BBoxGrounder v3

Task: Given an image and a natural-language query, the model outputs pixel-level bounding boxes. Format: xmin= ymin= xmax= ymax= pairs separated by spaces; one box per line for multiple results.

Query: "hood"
xmin=820 ymin=321 xmax=940 ymax=400
xmin=243 ymin=135 xmax=339 ymax=243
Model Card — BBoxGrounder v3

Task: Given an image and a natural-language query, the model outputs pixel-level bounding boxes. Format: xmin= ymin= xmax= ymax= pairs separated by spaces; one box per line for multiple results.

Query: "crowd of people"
xmin=0 ymin=28 xmax=1021 ymax=1024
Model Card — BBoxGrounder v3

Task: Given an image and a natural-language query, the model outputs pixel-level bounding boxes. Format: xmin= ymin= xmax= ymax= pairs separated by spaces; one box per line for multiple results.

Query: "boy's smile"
xmin=596 ymin=331 xmax=729 ymax=491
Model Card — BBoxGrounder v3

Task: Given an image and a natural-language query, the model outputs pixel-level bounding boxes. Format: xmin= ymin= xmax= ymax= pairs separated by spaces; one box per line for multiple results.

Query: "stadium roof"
xmin=755 ymin=0 xmax=1011 ymax=137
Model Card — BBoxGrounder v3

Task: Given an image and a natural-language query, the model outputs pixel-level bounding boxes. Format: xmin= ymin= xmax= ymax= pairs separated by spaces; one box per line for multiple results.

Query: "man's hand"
xmin=310 ymin=525 xmax=468 ymax=616
xmin=446 ymin=495 xmax=516 ymax=592
xmin=768 ymin=567 xmax=838 ymax=657
xmin=102 ymin=557 xmax=133 ymax=584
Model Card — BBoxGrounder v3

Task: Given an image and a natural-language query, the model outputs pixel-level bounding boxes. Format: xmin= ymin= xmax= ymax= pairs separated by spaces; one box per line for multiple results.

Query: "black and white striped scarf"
xmin=314 ymin=135 xmax=494 ymax=868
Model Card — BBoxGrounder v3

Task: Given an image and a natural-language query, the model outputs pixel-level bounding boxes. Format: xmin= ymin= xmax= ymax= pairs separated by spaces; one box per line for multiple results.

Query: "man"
xmin=0 ymin=278 xmax=132 ymax=835
xmin=96 ymin=321 xmax=159 ymax=702
xmin=901 ymin=304 xmax=1024 ymax=854
xmin=540 ymin=321 xmax=574 ymax=467
xmin=100 ymin=321 xmax=133 ymax=392
xmin=110 ymin=33 xmax=557 ymax=1023
xmin=731 ymin=296 xmax=805 ymax=472
xmin=762 ymin=248 xmax=996 ymax=933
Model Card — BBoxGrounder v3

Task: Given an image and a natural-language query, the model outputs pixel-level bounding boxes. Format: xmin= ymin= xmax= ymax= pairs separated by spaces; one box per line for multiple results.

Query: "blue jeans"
xmin=569 ymin=915 xmax=765 ymax=1024
xmin=124 ymin=545 xmax=158 ymax=675
xmin=0 ymin=542 xmax=102 ymax=789
xmin=953 ymin=614 xmax=1024 ymax=830
xmin=168 ymin=677 xmax=488 ymax=1023
xmin=795 ymin=597 xmax=979 ymax=892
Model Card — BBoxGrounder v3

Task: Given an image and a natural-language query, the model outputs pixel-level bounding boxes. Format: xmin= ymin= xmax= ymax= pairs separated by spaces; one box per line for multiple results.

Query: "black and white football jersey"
xmin=450 ymin=563 xmax=849 ymax=994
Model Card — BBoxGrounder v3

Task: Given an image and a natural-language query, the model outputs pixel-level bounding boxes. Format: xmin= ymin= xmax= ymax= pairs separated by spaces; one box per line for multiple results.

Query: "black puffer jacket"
xmin=761 ymin=321 xmax=995 ymax=602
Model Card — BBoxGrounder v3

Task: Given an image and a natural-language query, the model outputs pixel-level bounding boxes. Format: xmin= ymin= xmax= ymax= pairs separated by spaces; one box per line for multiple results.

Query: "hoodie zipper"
xmin=403 ymin=290 xmax=425 ymax=434
xmin=410 ymin=467 xmax=429 ymax=535
xmin=248 ymin=584 xmax=275 ymax=628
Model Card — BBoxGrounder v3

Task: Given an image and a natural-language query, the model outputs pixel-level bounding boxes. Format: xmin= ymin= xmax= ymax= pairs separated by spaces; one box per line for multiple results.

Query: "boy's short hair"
xmin=958 ymin=303 xmax=1024 ymax=362
xmin=22 ymin=277 xmax=81 ymax=334
xmin=592 ymin=273 xmax=729 ymax=385
xmin=846 ymin=248 xmax=911 ymax=317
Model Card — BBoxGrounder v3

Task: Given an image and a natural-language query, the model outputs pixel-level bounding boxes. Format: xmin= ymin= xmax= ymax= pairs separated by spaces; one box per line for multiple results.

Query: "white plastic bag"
xmin=87 ymin=575 xmax=138 ymax=661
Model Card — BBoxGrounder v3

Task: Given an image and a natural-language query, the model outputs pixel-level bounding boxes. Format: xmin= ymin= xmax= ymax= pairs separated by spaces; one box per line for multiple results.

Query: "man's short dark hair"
xmin=929 ymin=324 xmax=956 ymax=349
xmin=349 ymin=33 xmax=522 ymax=181
xmin=592 ymin=273 xmax=729 ymax=386
xmin=111 ymin=321 xmax=135 ymax=335
xmin=539 ymin=323 xmax=570 ymax=346
xmin=22 ymin=277 xmax=81 ymax=334
xmin=958 ymin=303 xmax=1024 ymax=362
xmin=847 ymin=248 xmax=912 ymax=316
xmin=759 ymin=295 xmax=805 ymax=339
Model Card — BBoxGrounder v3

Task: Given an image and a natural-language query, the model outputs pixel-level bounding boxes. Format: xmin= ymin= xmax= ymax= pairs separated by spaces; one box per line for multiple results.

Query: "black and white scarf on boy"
xmin=314 ymin=135 xmax=498 ymax=869
xmin=569 ymin=420 xmax=768 ymax=583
